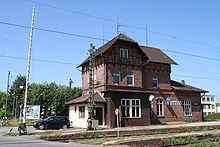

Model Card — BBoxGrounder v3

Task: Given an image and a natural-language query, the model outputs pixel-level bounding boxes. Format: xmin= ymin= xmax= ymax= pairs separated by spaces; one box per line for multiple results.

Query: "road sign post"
xmin=115 ymin=108 xmax=120 ymax=138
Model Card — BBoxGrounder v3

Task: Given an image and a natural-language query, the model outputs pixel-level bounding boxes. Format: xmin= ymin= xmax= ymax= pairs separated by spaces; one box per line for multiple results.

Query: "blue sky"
xmin=0 ymin=0 xmax=220 ymax=101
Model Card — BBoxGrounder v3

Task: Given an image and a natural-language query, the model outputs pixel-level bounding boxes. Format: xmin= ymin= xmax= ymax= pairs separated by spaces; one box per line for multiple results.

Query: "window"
xmin=79 ymin=106 xmax=85 ymax=118
xmin=120 ymin=48 xmax=128 ymax=58
xmin=113 ymin=70 xmax=120 ymax=85
xmin=127 ymin=71 xmax=134 ymax=86
xmin=207 ymin=97 xmax=210 ymax=102
xmin=202 ymin=98 xmax=206 ymax=102
xmin=75 ymin=106 xmax=77 ymax=112
xmin=152 ymin=75 xmax=158 ymax=87
xmin=203 ymin=105 xmax=206 ymax=109
xmin=211 ymin=97 xmax=215 ymax=102
xmin=121 ymin=99 xmax=141 ymax=118
xmin=183 ymin=100 xmax=192 ymax=117
xmin=212 ymin=105 xmax=215 ymax=109
xmin=157 ymin=99 xmax=164 ymax=116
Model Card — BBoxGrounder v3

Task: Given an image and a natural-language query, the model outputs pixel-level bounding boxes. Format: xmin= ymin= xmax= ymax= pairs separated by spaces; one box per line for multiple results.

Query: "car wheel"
xmin=39 ymin=124 xmax=45 ymax=130
xmin=62 ymin=124 xmax=67 ymax=129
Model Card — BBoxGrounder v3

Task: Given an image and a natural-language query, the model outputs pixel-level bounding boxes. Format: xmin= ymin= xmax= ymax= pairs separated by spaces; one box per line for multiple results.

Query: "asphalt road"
xmin=0 ymin=127 xmax=101 ymax=147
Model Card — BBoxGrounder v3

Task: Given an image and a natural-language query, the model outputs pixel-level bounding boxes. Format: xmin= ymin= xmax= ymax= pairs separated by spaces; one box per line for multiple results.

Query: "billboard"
xmin=26 ymin=105 xmax=40 ymax=119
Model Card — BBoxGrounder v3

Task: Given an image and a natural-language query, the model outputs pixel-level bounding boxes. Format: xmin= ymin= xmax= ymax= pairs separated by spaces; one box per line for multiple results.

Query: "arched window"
xmin=157 ymin=98 xmax=164 ymax=116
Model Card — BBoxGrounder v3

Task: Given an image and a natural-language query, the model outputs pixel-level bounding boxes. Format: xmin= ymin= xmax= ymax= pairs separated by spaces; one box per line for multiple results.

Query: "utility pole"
xmin=3 ymin=71 xmax=10 ymax=125
xmin=18 ymin=6 xmax=35 ymax=135
xmin=87 ymin=43 xmax=95 ymax=130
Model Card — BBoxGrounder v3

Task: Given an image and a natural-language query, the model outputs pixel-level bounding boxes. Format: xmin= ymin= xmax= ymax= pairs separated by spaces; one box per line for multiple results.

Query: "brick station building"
xmin=66 ymin=34 xmax=207 ymax=128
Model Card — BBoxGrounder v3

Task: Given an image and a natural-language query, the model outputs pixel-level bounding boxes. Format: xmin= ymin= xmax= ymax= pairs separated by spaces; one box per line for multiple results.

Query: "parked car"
xmin=33 ymin=116 xmax=70 ymax=130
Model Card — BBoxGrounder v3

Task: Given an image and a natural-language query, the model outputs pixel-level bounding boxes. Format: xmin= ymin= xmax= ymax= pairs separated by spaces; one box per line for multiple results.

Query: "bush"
xmin=204 ymin=113 xmax=220 ymax=121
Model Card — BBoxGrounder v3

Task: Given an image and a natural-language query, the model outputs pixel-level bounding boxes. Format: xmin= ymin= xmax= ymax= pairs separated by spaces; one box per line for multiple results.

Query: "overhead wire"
xmin=23 ymin=0 xmax=220 ymax=51
xmin=0 ymin=54 xmax=78 ymax=65
xmin=0 ymin=37 xmax=86 ymax=54
xmin=1 ymin=21 xmax=220 ymax=62
xmin=172 ymin=74 xmax=220 ymax=81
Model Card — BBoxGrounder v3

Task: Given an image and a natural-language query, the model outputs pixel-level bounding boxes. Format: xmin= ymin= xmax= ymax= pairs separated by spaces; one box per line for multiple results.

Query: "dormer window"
xmin=120 ymin=48 xmax=128 ymax=58
xmin=152 ymin=75 xmax=158 ymax=88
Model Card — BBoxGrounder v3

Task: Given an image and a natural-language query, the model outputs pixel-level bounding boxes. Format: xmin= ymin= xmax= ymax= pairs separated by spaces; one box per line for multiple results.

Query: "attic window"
xmin=120 ymin=48 xmax=128 ymax=58
xmin=152 ymin=75 xmax=158 ymax=88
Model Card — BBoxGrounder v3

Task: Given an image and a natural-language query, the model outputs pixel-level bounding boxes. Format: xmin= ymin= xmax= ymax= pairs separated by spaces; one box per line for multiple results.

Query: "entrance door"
xmin=95 ymin=107 xmax=103 ymax=125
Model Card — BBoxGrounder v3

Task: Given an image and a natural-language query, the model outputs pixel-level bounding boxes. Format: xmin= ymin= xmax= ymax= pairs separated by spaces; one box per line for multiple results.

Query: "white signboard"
xmin=26 ymin=105 xmax=40 ymax=119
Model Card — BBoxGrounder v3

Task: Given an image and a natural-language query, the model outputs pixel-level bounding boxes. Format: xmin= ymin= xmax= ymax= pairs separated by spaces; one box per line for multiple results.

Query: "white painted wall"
xmin=68 ymin=103 xmax=105 ymax=128
xmin=69 ymin=103 xmax=88 ymax=128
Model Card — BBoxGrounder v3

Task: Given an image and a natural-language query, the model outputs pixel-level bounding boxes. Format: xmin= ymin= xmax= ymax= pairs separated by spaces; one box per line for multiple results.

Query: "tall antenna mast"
xmin=117 ymin=13 xmax=119 ymax=35
xmin=102 ymin=25 xmax=105 ymax=45
xmin=23 ymin=6 xmax=35 ymax=124
xmin=146 ymin=26 xmax=148 ymax=46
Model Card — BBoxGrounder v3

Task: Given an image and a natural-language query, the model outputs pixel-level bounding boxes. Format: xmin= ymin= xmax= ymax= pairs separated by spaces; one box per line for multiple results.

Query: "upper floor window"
xmin=202 ymin=97 xmax=206 ymax=102
xmin=157 ymin=98 xmax=164 ymax=116
xmin=127 ymin=71 xmax=134 ymax=86
xmin=207 ymin=97 xmax=210 ymax=102
xmin=152 ymin=75 xmax=158 ymax=88
xmin=113 ymin=70 xmax=120 ymax=85
xmin=183 ymin=100 xmax=192 ymax=117
xmin=120 ymin=48 xmax=128 ymax=58
xmin=211 ymin=97 xmax=215 ymax=102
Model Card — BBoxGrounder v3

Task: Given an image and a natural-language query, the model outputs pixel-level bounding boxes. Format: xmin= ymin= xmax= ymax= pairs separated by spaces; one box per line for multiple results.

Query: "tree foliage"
xmin=0 ymin=75 xmax=82 ymax=119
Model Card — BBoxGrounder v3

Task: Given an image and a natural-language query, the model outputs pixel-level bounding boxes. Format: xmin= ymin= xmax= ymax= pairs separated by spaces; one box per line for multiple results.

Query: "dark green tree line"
xmin=0 ymin=75 xmax=81 ymax=119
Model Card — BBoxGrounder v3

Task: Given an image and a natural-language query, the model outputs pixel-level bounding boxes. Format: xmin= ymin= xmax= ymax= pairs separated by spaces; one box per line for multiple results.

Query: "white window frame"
xmin=79 ymin=106 xmax=85 ymax=118
xmin=121 ymin=99 xmax=141 ymax=118
xmin=113 ymin=70 xmax=120 ymax=85
xmin=152 ymin=75 xmax=158 ymax=87
xmin=120 ymin=48 xmax=128 ymax=59
xmin=183 ymin=100 xmax=192 ymax=117
xmin=127 ymin=71 xmax=134 ymax=86
xmin=156 ymin=98 xmax=164 ymax=116
xmin=211 ymin=97 xmax=215 ymax=102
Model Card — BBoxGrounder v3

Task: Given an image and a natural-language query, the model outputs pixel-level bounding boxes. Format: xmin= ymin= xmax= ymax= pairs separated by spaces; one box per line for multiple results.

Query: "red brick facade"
xmin=79 ymin=34 xmax=206 ymax=127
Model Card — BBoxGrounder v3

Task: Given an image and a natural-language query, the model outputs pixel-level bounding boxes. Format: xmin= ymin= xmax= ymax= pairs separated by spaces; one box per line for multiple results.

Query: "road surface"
xmin=0 ymin=126 xmax=101 ymax=147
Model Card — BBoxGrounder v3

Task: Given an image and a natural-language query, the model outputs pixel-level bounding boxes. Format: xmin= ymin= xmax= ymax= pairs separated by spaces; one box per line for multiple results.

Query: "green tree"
xmin=7 ymin=74 xmax=82 ymax=119
xmin=28 ymin=82 xmax=81 ymax=118
xmin=0 ymin=91 xmax=6 ymax=118
xmin=7 ymin=75 xmax=26 ymax=118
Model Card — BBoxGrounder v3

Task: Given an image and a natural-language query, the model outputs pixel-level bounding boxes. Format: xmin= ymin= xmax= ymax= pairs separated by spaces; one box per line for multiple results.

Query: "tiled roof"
xmin=65 ymin=92 xmax=106 ymax=105
xmin=140 ymin=46 xmax=177 ymax=65
xmin=77 ymin=33 xmax=176 ymax=67
xmin=171 ymin=80 xmax=208 ymax=93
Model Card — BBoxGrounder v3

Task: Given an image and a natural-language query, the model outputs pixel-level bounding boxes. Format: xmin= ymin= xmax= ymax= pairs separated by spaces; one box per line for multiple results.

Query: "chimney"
xmin=181 ymin=80 xmax=186 ymax=85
